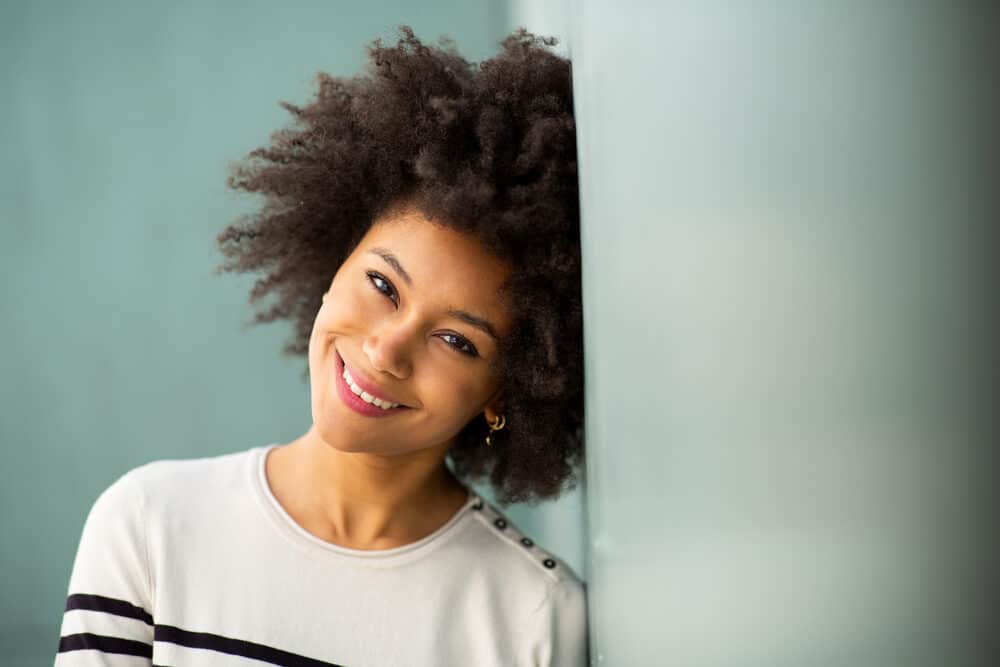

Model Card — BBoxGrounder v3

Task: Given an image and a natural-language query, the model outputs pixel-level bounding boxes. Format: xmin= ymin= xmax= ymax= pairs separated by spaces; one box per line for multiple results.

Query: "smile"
xmin=333 ymin=350 xmax=411 ymax=418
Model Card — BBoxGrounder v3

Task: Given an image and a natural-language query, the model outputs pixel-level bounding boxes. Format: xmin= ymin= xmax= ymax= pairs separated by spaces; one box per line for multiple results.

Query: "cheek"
xmin=318 ymin=281 xmax=374 ymax=331
xmin=309 ymin=286 xmax=364 ymax=365
xmin=425 ymin=370 xmax=491 ymax=421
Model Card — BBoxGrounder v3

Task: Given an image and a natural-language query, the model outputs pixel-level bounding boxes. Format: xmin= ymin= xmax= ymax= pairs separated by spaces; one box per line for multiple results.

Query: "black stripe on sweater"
xmin=65 ymin=593 xmax=154 ymax=625
xmin=154 ymin=624 xmax=346 ymax=667
xmin=59 ymin=593 xmax=346 ymax=666
xmin=58 ymin=632 xmax=153 ymax=657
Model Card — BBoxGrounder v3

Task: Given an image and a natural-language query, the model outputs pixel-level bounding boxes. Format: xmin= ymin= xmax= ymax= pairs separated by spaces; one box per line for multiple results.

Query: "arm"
xmin=516 ymin=577 xmax=590 ymax=667
xmin=54 ymin=470 xmax=155 ymax=665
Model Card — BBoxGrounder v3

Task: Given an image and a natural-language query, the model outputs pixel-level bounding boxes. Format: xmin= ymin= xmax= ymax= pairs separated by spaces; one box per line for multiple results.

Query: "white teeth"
xmin=342 ymin=367 xmax=400 ymax=409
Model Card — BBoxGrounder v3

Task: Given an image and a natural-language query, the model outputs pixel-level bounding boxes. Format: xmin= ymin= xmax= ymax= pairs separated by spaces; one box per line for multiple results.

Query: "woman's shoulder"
xmin=461 ymin=495 xmax=585 ymax=594
xmin=96 ymin=444 xmax=264 ymax=515
xmin=125 ymin=444 xmax=257 ymax=482
xmin=455 ymin=496 xmax=588 ymax=662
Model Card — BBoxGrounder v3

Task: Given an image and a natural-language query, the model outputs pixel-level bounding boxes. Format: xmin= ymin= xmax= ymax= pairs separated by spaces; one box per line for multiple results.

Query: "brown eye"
xmin=439 ymin=332 xmax=478 ymax=358
xmin=366 ymin=271 xmax=398 ymax=305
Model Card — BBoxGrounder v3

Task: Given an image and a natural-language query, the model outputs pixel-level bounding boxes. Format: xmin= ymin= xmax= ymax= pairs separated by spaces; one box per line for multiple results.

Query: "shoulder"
xmin=461 ymin=498 xmax=588 ymax=665
xmin=116 ymin=445 xmax=258 ymax=501
xmin=463 ymin=495 xmax=586 ymax=603
xmin=87 ymin=445 xmax=261 ymax=529
xmin=125 ymin=445 xmax=255 ymax=484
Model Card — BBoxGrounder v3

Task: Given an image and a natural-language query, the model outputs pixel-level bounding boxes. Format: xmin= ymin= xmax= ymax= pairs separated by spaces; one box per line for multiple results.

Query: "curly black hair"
xmin=215 ymin=25 xmax=583 ymax=506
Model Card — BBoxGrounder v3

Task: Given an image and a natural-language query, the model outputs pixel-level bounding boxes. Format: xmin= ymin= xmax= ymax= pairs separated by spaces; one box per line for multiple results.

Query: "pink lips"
xmin=333 ymin=350 xmax=410 ymax=418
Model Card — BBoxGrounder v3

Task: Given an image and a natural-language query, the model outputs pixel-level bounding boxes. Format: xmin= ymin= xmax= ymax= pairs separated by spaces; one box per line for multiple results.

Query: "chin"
xmin=309 ymin=402 xmax=380 ymax=453
xmin=309 ymin=415 xmax=360 ymax=453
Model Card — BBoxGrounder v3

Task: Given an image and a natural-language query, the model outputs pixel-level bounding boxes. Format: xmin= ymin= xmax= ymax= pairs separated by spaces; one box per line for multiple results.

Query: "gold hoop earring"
xmin=485 ymin=414 xmax=506 ymax=446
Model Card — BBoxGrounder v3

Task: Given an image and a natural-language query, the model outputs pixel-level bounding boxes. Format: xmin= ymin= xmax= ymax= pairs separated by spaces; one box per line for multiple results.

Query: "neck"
xmin=266 ymin=425 xmax=468 ymax=550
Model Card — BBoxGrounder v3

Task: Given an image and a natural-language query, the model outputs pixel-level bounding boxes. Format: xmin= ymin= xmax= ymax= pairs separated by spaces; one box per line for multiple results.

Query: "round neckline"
xmin=252 ymin=443 xmax=477 ymax=561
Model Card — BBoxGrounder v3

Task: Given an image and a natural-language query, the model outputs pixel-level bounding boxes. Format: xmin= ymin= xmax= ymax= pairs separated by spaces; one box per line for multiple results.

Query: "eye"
xmin=439 ymin=333 xmax=479 ymax=358
xmin=366 ymin=271 xmax=398 ymax=305
xmin=367 ymin=270 xmax=479 ymax=359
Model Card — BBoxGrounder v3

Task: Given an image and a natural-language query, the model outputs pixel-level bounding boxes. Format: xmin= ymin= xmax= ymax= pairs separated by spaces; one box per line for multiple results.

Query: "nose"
xmin=361 ymin=321 xmax=414 ymax=379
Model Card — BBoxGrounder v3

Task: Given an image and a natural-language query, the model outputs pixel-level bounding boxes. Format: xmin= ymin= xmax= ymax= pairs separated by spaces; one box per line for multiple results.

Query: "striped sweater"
xmin=55 ymin=444 xmax=587 ymax=666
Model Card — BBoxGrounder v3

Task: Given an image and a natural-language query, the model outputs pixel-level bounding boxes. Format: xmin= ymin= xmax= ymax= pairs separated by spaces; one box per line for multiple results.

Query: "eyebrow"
xmin=369 ymin=247 xmax=413 ymax=286
xmin=368 ymin=247 xmax=501 ymax=342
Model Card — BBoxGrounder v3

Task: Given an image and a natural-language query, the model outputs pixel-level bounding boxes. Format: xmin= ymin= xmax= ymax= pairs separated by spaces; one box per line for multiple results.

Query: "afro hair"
xmin=216 ymin=25 xmax=583 ymax=506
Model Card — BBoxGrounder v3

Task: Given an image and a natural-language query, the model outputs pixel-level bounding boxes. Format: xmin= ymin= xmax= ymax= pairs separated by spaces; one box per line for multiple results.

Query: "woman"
xmin=56 ymin=25 xmax=586 ymax=666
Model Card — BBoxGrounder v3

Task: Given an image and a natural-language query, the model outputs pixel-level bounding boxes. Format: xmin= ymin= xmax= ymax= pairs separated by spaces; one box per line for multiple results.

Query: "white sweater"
xmin=55 ymin=444 xmax=588 ymax=666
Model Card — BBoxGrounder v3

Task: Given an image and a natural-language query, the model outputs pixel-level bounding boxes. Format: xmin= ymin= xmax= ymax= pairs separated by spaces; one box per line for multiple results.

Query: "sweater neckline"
xmin=250 ymin=443 xmax=478 ymax=562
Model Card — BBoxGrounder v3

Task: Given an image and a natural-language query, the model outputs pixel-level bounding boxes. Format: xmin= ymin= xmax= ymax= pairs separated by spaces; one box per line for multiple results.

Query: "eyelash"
xmin=365 ymin=271 xmax=480 ymax=358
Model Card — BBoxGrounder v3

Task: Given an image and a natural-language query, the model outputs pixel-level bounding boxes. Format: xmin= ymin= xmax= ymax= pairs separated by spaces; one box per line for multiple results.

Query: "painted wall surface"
xmin=1 ymin=2 xmax=587 ymax=663
xmin=569 ymin=2 xmax=995 ymax=665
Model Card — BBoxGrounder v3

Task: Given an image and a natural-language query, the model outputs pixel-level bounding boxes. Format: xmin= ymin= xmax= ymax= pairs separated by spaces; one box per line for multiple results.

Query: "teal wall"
xmin=570 ymin=2 xmax=994 ymax=665
xmin=1 ymin=2 xmax=592 ymax=664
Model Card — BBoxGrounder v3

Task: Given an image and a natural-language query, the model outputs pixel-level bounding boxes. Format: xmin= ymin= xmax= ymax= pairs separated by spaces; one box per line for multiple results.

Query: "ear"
xmin=482 ymin=385 xmax=505 ymax=423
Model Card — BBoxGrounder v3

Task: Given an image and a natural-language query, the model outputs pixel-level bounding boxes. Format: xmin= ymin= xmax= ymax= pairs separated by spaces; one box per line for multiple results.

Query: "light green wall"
xmin=2 ymin=2 xmax=593 ymax=664
xmin=570 ymin=2 xmax=993 ymax=665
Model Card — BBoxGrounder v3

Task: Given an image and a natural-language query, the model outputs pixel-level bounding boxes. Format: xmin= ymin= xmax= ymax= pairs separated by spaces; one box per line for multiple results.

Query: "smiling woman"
xmin=56 ymin=25 xmax=586 ymax=667
xmin=309 ymin=210 xmax=513 ymax=456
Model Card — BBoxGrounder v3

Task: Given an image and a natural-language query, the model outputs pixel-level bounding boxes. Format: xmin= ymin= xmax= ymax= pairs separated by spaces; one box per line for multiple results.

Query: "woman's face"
xmin=308 ymin=207 xmax=513 ymax=456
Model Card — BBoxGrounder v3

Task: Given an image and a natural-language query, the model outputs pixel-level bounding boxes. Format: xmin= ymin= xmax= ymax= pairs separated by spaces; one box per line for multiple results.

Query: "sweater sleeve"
xmin=54 ymin=469 xmax=155 ymax=665
xmin=515 ymin=577 xmax=589 ymax=667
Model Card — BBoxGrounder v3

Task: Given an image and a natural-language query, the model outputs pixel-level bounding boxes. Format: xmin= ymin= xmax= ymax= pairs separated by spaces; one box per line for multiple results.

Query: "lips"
xmin=333 ymin=348 xmax=411 ymax=416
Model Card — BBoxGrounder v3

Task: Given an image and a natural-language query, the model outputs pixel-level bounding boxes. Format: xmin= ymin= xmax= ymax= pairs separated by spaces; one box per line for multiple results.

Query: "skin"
xmin=265 ymin=204 xmax=513 ymax=550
